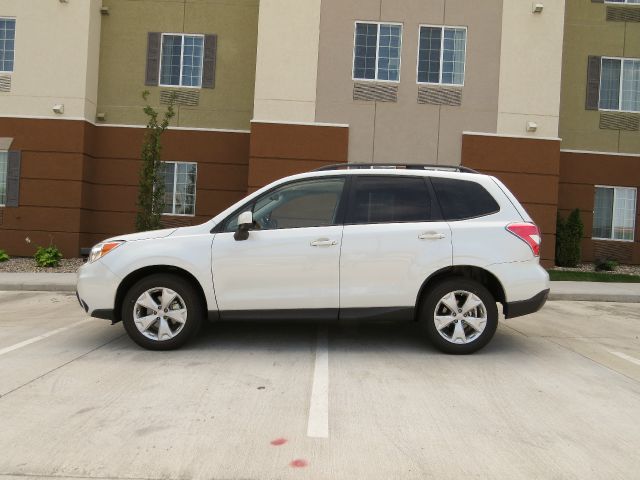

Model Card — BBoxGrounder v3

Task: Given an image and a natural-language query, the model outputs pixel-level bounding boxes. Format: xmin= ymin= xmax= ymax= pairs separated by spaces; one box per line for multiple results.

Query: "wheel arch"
xmin=113 ymin=265 xmax=208 ymax=323
xmin=415 ymin=265 xmax=506 ymax=319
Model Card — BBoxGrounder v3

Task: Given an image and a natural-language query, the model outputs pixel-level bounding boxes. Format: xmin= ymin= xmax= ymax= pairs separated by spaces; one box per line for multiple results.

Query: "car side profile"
xmin=76 ymin=164 xmax=549 ymax=354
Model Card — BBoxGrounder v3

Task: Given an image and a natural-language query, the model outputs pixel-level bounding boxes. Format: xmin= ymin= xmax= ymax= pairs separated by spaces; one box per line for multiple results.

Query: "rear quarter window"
xmin=431 ymin=177 xmax=500 ymax=221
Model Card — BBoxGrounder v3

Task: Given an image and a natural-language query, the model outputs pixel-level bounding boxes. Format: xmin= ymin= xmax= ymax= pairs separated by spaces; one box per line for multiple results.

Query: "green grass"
xmin=548 ymin=270 xmax=640 ymax=283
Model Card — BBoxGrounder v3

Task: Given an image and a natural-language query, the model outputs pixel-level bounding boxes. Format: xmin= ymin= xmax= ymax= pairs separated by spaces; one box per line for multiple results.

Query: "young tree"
xmin=555 ymin=208 xmax=584 ymax=267
xmin=135 ymin=91 xmax=176 ymax=232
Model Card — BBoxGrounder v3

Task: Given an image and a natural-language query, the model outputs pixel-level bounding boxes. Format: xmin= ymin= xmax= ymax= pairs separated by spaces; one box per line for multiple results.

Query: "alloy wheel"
xmin=133 ymin=287 xmax=188 ymax=341
xmin=433 ymin=290 xmax=487 ymax=344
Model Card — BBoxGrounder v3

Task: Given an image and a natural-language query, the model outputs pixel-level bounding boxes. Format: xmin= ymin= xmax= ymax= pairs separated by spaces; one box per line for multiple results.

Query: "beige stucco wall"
xmin=253 ymin=0 xmax=322 ymax=123
xmin=314 ymin=0 xmax=503 ymax=165
xmin=559 ymin=0 xmax=640 ymax=153
xmin=497 ymin=0 xmax=565 ymax=138
xmin=96 ymin=0 xmax=258 ymax=130
xmin=0 ymin=0 xmax=101 ymax=121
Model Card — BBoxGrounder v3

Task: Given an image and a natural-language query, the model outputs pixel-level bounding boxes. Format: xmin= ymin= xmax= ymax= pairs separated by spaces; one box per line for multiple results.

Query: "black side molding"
xmin=215 ymin=307 xmax=414 ymax=323
xmin=503 ymin=289 xmax=549 ymax=319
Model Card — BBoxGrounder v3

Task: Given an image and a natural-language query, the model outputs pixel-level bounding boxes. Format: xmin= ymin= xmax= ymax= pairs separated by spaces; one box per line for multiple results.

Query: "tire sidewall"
xmin=420 ymin=278 xmax=498 ymax=354
xmin=122 ymin=273 xmax=203 ymax=350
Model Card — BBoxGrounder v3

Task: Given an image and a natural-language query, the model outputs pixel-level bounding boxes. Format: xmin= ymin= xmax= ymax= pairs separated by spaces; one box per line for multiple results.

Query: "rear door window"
xmin=431 ymin=177 xmax=500 ymax=221
xmin=347 ymin=176 xmax=433 ymax=224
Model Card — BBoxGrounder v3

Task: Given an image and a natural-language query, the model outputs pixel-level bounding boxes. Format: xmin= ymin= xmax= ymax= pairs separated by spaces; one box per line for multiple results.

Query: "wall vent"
xmin=0 ymin=75 xmax=11 ymax=93
xmin=160 ymin=89 xmax=200 ymax=107
xmin=599 ymin=112 xmax=640 ymax=131
xmin=593 ymin=240 xmax=633 ymax=263
xmin=417 ymin=86 xmax=462 ymax=106
xmin=607 ymin=6 xmax=640 ymax=22
xmin=353 ymin=83 xmax=398 ymax=102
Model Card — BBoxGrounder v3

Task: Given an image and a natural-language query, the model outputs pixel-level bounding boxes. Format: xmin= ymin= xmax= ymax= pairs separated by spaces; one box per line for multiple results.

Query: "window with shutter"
xmin=202 ymin=34 xmax=217 ymax=89
xmin=5 ymin=150 xmax=20 ymax=207
xmin=145 ymin=32 xmax=162 ymax=86
xmin=586 ymin=56 xmax=602 ymax=110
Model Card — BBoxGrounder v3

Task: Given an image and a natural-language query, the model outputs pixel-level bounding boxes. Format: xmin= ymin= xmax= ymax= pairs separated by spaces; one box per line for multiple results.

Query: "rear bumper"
xmin=503 ymin=288 xmax=549 ymax=319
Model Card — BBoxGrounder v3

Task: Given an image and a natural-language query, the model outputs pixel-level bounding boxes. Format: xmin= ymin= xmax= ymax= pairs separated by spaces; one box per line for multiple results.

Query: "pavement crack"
xmin=0 ymin=334 xmax=125 ymax=400
xmin=544 ymin=337 xmax=640 ymax=385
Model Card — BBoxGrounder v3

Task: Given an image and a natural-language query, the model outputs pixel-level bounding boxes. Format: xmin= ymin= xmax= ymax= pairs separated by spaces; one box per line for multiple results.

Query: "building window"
xmin=417 ymin=26 xmax=466 ymax=85
xmin=605 ymin=0 xmax=640 ymax=4
xmin=0 ymin=18 xmax=15 ymax=73
xmin=159 ymin=34 xmax=204 ymax=88
xmin=593 ymin=186 xmax=637 ymax=241
xmin=353 ymin=22 xmax=402 ymax=82
xmin=162 ymin=162 xmax=197 ymax=216
xmin=599 ymin=57 xmax=640 ymax=112
xmin=0 ymin=151 xmax=7 ymax=205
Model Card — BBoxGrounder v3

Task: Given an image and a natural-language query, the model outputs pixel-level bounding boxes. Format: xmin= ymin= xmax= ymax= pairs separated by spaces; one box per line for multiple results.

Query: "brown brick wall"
xmin=461 ymin=133 xmax=561 ymax=268
xmin=559 ymin=151 xmax=640 ymax=264
xmin=0 ymin=118 xmax=250 ymax=257
xmin=248 ymin=122 xmax=349 ymax=192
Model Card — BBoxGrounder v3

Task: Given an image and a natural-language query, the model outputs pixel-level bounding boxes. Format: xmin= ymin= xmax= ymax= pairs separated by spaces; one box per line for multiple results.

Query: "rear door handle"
xmin=419 ymin=232 xmax=446 ymax=240
xmin=310 ymin=238 xmax=337 ymax=247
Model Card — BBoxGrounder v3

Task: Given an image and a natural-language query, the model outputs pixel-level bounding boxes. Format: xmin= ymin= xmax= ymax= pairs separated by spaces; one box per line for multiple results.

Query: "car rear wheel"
xmin=419 ymin=278 xmax=498 ymax=354
xmin=122 ymin=273 xmax=203 ymax=350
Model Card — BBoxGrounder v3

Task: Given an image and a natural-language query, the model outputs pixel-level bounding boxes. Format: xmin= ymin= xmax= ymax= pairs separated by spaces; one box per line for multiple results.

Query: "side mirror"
xmin=234 ymin=211 xmax=253 ymax=241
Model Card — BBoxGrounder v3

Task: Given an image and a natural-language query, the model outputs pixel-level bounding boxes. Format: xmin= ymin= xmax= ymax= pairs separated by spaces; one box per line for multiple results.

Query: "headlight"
xmin=89 ymin=241 xmax=124 ymax=263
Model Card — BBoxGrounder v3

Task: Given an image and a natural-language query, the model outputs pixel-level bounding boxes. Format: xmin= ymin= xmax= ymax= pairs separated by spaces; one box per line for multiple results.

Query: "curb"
xmin=0 ymin=283 xmax=76 ymax=293
xmin=548 ymin=293 xmax=640 ymax=303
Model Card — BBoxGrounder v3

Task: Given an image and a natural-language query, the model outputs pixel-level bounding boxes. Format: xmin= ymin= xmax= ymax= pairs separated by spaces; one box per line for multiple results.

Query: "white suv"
xmin=76 ymin=164 xmax=549 ymax=354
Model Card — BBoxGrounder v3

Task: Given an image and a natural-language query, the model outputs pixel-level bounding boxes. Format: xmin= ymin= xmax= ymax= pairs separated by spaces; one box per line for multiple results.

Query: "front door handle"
xmin=310 ymin=238 xmax=337 ymax=247
xmin=419 ymin=232 xmax=446 ymax=240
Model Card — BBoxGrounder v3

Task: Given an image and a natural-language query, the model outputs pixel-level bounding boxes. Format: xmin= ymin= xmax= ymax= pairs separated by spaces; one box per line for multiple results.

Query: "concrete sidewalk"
xmin=0 ymin=272 xmax=639 ymax=303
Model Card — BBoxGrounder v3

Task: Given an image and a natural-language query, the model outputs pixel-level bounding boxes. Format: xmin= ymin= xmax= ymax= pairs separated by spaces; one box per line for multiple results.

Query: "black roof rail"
xmin=313 ymin=163 xmax=479 ymax=174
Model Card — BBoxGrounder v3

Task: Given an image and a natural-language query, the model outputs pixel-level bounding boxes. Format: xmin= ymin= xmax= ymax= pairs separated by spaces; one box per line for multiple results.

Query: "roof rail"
xmin=313 ymin=163 xmax=479 ymax=174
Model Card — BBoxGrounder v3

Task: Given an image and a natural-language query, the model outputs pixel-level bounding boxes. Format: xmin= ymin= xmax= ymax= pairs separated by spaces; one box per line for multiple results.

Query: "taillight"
xmin=506 ymin=223 xmax=541 ymax=257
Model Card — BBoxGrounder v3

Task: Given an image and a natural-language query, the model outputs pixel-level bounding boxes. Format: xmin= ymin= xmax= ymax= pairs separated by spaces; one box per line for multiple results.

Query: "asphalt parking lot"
xmin=0 ymin=292 xmax=639 ymax=480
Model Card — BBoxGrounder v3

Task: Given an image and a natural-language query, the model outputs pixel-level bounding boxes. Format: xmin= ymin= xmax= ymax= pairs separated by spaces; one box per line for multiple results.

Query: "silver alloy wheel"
xmin=133 ymin=287 xmax=188 ymax=341
xmin=433 ymin=290 xmax=487 ymax=344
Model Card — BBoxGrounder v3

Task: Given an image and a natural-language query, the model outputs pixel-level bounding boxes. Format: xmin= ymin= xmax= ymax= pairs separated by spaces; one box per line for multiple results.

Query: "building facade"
xmin=0 ymin=0 xmax=638 ymax=266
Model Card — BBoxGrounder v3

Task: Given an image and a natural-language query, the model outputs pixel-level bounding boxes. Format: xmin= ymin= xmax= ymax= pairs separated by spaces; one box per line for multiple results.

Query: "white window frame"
xmin=352 ymin=21 xmax=403 ymax=83
xmin=162 ymin=161 xmax=198 ymax=217
xmin=416 ymin=24 xmax=467 ymax=87
xmin=593 ymin=184 xmax=637 ymax=242
xmin=0 ymin=150 xmax=7 ymax=207
xmin=158 ymin=33 xmax=205 ymax=89
xmin=0 ymin=17 xmax=16 ymax=74
xmin=599 ymin=56 xmax=640 ymax=113
xmin=604 ymin=0 xmax=640 ymax=4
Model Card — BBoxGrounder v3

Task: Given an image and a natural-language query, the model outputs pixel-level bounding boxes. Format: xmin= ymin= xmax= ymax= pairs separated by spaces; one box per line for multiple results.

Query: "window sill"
xmin=592 ymin=237 xmax=635 ymax=243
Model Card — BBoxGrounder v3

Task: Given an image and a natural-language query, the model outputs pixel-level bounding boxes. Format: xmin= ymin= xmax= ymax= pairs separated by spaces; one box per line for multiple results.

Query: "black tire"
xmin=419 ymin=278 xmax=498 ymax=355
xmin=121 ymin=273 xmax=203 ymax=350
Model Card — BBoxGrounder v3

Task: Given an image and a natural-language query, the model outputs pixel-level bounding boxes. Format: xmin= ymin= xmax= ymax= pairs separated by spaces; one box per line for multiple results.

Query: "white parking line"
xmin=307 ymin=326 xmax=329 ymax=438
xmin=0 ymin=319 xmax=93 ymax=356
xmin=610 ymin=351 xmax=640 ymax=367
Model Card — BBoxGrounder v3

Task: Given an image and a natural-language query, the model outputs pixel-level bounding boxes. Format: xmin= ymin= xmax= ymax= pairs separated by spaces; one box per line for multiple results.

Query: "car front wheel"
xmin=122 ymin=273 xmax=203 ymax=350
xmin=420 ymin=278 xmax=498 ymax=354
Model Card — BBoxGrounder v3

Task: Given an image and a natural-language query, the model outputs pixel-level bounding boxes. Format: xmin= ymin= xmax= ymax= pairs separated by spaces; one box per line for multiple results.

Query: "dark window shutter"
xmin=145 ymin=32 xmax=162 ymax=86
xmin=586 ymin=56 xmax=602 ymax=111
xmin=202 ymin=34 xmax=218 ymax=89
xmin=5 ymin=150 xmax=21 ymax=207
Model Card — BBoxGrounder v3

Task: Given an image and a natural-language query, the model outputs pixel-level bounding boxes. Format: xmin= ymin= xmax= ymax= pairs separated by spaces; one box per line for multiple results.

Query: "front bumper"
xmin=503 ymin=289 xmax=549 ymax=319
xmin=76 ymin=260 xmax=121 ymax=320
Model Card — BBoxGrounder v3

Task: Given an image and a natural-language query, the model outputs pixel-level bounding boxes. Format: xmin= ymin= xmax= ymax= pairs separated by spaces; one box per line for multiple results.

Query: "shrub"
xmin=34 ymin=245 xmax=63 ymax=268
xmin=555 ymin=209 xmax=584 ymax=267
xmin=595 ymin=258 xmax=618 ymax=272
xmin=0 ymin=249 xmax=9 ymax=262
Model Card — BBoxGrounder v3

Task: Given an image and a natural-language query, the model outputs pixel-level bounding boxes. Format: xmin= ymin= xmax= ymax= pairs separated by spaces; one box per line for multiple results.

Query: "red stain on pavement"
xmin=270 ymin=438 xmax=287 ymax=446
xmin=290 ymin=459 xmax=309 ymax=468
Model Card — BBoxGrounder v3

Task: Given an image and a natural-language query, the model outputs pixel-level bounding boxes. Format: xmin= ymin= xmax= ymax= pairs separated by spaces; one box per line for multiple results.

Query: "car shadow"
xmin=160 ymin=318 xmax=526 ymax=356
